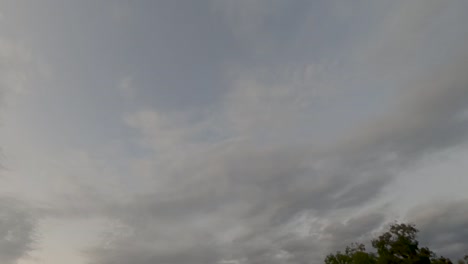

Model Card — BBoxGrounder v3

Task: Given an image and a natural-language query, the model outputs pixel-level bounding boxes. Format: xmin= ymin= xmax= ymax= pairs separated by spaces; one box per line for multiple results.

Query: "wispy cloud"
xmin=0 ymin=198 xmax=36 ymax=264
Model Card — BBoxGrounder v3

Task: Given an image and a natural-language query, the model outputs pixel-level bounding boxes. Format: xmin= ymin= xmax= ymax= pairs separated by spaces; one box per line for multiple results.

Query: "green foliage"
xmin=324 ymin=243 xmax=376 ymax=264
xmin=371 ymin=223 xmax=429 ymax=264
xmin=324 ymin=223 xmax=466 ymax=264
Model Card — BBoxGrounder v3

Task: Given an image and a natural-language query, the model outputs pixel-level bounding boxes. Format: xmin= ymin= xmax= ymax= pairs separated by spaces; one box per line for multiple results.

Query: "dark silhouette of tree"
xmin=324 ymin=223 xmax=466 ymax=264
xmin=325 ymin=243 xmax=376 ymax=264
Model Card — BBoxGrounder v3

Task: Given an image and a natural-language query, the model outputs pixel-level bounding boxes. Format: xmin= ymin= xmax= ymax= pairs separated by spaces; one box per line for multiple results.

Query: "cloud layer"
xmin=0 ymin=0 xmax=468 ymax=263
xmin=0 ymin=198 xmax=36 ymax=264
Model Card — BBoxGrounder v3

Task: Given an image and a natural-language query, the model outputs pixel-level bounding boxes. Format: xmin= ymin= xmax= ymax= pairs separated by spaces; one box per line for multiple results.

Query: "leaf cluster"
xmin=325 ymin=223 xmax=467 ymax=264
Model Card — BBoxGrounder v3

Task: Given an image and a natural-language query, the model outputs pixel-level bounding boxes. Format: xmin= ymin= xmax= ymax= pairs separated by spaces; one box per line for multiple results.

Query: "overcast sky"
xmin=1 ymin=1 xmax=468 ymax=263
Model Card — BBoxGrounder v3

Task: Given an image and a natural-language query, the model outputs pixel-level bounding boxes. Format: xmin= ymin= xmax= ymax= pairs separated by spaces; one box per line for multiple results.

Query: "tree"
xmin=325 ymin=243 xmax=376 ymax=264
xmin=371 ymin=223 xmax=430 ymax=264
xmin=324 ymin=223 xmax=466 ymax=264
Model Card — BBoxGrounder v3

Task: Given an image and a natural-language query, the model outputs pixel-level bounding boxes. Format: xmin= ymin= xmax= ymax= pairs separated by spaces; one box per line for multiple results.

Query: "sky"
xmin=0 ymin=0 xmax=468 ymax=263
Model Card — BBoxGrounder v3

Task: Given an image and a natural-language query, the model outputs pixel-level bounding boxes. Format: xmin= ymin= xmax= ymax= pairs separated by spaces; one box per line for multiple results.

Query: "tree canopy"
xmin=324 ymin=223 xmax=467 ymax=264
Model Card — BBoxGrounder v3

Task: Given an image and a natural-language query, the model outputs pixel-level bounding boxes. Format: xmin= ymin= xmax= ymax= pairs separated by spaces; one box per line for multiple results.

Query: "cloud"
xmin=124 ymin=110 xmax=187 ymax=151
xmin=82 ymin=125 xmax=398 ymax=264
xmin=3 ymin=1 xmax=464 ymax=264
xmin=86 ymin=85 xmax=457 ymax=264
xmin=85 ymin=6 xmax=468 ymax=263
xmin=210 ymin=0 xmax=288 ymax=51
xmin=118 ymin=76 xmax=135 ymax=101
xmin=222 ymin=63 xmax=343 ymax=141
xmin=408 ymin=199 xmax=468 ymax=259
xmin=0 ymin=36 xmax=50 ymax=105
xmin=345 ymin=57 xmax=468 ymax=168
xmin=0 ymin=197 xmax=36 ymax=264
xmin=0 ymin=38 xmax=32 ymax=97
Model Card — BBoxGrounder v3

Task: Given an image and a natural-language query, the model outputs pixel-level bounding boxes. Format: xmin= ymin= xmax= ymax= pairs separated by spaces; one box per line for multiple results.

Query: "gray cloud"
xmin=0 ymin=198 xmax=36 ymax=264
xmin=352 ymin=57 xmax=468 ymax=156
xmin=86 ymin=72 xmax=468 ymax=262
xmin=81 ymin=139 xmax=395 ymax=264
xmin=0 ymin=38 xmax=32 ymax=100
xmin=408 ymin=199 xmax=468 ymax=260
xmin=1 ymin=1 xmax=467 ymax=264
xmin=80 ymin=1 xmax=468 ymax=262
